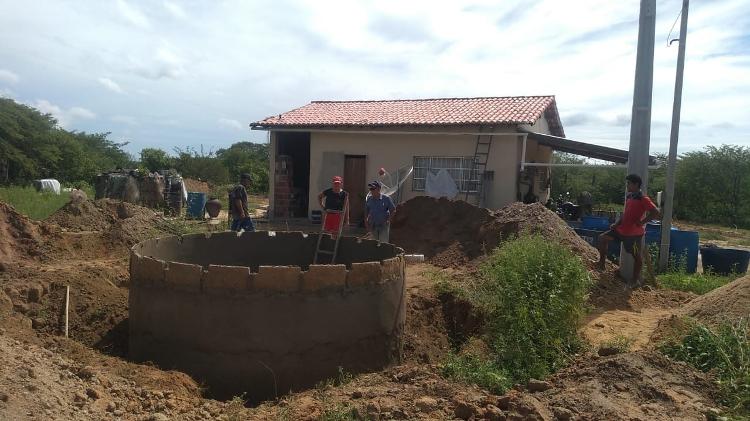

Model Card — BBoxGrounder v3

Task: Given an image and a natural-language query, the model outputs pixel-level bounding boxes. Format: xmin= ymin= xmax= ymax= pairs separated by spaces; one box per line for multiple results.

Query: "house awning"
xmin=521 ymin=130 xmax=656 ymax=165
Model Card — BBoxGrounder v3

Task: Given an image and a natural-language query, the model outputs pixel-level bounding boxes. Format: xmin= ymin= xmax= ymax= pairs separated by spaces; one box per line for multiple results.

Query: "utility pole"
xmin=659 ymin=0 xmax=690 ymax=272
xmin=621 ymin=0 xmax=656 ymax=282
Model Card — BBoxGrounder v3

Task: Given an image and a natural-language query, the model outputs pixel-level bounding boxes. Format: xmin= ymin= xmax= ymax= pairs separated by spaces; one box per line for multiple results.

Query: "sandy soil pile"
xmin=390 ymin=197 xmax=598 ymax=268
xmin=183 ymin=178 xmax=210 ymax=194
xmin=0 ymin=202 xmax=45 ymax=264
xmin=677 ymin=274 xmax=750 ymax=325
xmin=47 ymin=199 xmax=165 ymax=247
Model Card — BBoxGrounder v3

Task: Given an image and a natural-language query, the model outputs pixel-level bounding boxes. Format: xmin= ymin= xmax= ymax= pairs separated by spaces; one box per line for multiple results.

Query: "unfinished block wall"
xmin=128 ymin=231 xmax=405 ymax=401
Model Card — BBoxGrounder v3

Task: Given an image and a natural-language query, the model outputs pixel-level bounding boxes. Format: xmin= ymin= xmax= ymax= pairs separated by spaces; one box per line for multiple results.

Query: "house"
xmin=251 ymin=96 xmax=634 ymax=223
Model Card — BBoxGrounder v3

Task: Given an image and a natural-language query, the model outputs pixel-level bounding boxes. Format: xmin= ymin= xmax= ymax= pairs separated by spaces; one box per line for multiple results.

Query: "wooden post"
xmin=64 ymin=285 xmax=70 ymax=338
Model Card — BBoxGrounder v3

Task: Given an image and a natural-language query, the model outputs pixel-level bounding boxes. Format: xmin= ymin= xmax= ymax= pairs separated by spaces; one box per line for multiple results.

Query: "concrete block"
xmin=255 ymin=266 xmax=301 ymax=292
xmin=302 ymin=265 xmax=347 ymax=291
xmin=381 ymin=257 xmax=403 ymax=283
xmin=204 ymin=265 xmax=251 ymax=292
xmin=347 ymin=262 xmax=383 ymax=287
xmin=132 ymin=256 xmax=166 ymax=287
xmin=165 ymin=261 xmax=203 ymax=291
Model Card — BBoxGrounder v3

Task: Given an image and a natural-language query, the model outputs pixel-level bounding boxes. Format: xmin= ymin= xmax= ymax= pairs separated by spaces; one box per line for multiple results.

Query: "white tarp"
xmin=37 ymin=179 xmax=61 ymax=195
xmin=425 ymin=169 xmax=458 ymax=199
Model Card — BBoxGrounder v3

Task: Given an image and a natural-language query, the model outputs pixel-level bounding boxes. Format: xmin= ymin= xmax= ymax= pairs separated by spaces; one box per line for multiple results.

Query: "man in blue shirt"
xmin=365 ymin=180 xmax=396 ymax=243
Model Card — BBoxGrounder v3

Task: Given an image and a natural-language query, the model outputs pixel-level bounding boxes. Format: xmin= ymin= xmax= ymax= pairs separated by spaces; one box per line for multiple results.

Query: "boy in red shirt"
xmin=597 ymin=174 xmax=661 ymax=283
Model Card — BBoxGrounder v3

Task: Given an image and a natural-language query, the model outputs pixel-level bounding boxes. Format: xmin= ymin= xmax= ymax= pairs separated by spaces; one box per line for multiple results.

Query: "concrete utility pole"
xmin=659 ymin=0 xmax=690 ymax=272
xmin=621 ymin=0 xmax=656 ymax=282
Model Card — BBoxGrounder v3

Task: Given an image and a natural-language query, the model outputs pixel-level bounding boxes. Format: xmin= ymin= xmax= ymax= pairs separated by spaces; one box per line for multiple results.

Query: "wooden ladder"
xmin=313 ymin=204 xmax=347 ymax=264
xmin=465 ymin=134 xmax=493 ymax=206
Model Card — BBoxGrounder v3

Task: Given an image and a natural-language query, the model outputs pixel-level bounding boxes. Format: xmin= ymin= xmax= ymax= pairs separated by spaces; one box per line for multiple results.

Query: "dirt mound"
xmin=0 ymin=201 xmax=46 ymax=263
xmin=183 ymin=178 xmax=210 ymax=193
xmin=46 ymin=199 xmax=165 ymax=247
xmin=677 ymin=274 xmax=750 ymax=325
xmin=390 ymin=197 xmax=598 ymax=268
xmin=503 ymin=350 xmax=719 ymax=420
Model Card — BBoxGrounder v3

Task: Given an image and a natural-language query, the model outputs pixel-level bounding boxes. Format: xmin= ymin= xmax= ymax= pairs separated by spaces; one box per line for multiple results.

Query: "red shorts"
xmin=323 ymin=211 xmax=343 ymax=234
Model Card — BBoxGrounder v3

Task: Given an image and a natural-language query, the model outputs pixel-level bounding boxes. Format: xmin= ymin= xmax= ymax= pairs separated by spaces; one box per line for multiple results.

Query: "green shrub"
xmin=474 ymin=235 xmax=592 ymax=382
xmin=660 ymin=319 xmax=750 ymax=416
xmin=441 ymin=353 xmax=511 ymax=394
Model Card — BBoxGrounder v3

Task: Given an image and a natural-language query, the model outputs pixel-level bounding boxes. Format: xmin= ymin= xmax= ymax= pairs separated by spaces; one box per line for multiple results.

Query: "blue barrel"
xmin=701 ymin=247 xmax=750 ymax=275
xmin=186 ymin=192 xmax=207 ymax=219
xmin=581 ymin=216 xmax=610 ymax=230
xmin=574 ymin=228 xmax=601 ymax=247
xmin=669 ymin=230 xmax=699 ymax=273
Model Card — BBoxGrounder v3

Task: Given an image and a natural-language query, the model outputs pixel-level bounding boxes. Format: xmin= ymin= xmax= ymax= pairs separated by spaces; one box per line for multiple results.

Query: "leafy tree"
xmin=216 ymin=142 xmax=269 ymax=193
xmin=140 ymin=148 xmax=173 ymax=172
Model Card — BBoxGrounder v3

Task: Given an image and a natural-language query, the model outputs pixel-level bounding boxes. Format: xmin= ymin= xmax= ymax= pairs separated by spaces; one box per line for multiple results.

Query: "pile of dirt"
xmin=505 ymin=350 xmax=719 ymax=420
xmin=677 ymin=274 xmax=750 ymax=326
xmin=0 ymin=201 xmax=46 ymax=264
xmin=183 ymin=178 xmax=210 ymax=194
xmin=46 ymin=199 xmax=165 ymax=247
xmin=390 ymin=197 xmax=598 ymax=268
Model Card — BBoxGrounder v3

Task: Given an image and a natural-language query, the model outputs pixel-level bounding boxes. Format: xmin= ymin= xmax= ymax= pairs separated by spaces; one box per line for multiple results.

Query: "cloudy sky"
xmin=0 ymin=0 xmax=748 ymax=157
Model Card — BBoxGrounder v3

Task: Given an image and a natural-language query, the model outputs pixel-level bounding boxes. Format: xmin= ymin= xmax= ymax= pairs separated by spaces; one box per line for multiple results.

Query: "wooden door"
xmin=344 ymin=155 xmax=367 ymax=223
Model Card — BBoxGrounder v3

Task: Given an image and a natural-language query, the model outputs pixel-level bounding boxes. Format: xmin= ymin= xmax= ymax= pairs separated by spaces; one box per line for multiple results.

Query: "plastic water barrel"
xmin=701 ymin=247 xmax=750 ymax=275
xmin=581 ymin=216 xmax=610 ymax=230
xmin=186 ymin=192 xmax=207 ymax=219
xmin=668 ymin=230 xmax=699 ymax=273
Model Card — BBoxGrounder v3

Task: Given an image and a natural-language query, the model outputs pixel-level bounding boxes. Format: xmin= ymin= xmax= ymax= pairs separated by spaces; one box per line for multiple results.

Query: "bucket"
xmin=669 ymin=230 xmax=699 ymax=273
xmin=700 ymin=247 xmax=750 ymax=275
xmin=581 ymin=216 xmax=610 ymax=230
xmin=186 ymin=192 xmax=208 ymax=220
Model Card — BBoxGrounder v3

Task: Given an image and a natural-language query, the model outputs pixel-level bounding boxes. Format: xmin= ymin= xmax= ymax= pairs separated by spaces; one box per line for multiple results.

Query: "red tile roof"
xmin=252 ymin=96 xmax=564 ymax=137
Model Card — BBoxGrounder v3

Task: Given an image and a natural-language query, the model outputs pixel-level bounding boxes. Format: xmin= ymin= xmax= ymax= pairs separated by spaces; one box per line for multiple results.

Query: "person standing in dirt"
xmin=229 ymin=173 xmax=255 ymax=232
xmin=365 ymin=180 xmax=396 ymax=243
xmin=597 ymin=174 xmax=660 ymax=283
xmin=318 ymin=176 xmax=349 ymax=235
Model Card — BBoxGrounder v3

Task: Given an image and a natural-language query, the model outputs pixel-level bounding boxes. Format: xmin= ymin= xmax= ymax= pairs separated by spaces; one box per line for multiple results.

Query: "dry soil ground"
xmin=0 ymin=197 xmax=744 ymax=420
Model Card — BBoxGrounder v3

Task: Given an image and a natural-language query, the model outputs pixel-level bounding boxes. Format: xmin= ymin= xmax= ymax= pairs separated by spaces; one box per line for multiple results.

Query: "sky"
xmin=0 ymin=0 xmax=748 ymax=157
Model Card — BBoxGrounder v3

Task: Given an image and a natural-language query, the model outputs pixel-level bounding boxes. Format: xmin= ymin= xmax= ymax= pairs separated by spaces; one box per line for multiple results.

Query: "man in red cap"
xmin=318 ymin=176 xmax=349 ymax=235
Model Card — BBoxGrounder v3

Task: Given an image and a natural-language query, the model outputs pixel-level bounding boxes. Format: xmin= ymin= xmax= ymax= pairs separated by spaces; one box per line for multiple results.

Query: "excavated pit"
xmin=129 ymin=230 xmax=405 ymax=402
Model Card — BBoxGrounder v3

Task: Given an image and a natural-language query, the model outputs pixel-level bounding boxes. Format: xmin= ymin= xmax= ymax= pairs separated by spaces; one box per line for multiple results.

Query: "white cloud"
xmin=0 ymin=69 xmax=20 ymax=85
xmin=130 ymin=45 xmax=188 ymax=80
xmin=164 ymin=1 xmax=187 ymax=20
xmin=33 ymin=99 xmax=95 ymax=128
xmin=218 ymin=118 xmax=243 ymax=130
xmin=97 ymin=77 xmax=124 ymax=93
xmin=116 ymin=0 xmax=150 ymax=28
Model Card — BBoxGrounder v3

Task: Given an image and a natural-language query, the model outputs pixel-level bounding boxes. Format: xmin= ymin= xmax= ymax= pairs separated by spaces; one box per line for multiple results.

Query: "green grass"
xmin=0 ymin=186 xmax=74 ymax=220
xmin=599 ymin=335 xmax=634 ymax=354
xmin=441 ymin=353 xmax=511 ymax=394
xmin=658 ymin=271 xmax=740 ymax=295
xmin=659 ymin=319 xmax=750 ymax=417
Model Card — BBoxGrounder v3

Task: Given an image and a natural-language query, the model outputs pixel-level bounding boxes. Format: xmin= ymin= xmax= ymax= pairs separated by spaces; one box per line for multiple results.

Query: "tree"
xmin=140 ymin=148 xmax=172 ymax=172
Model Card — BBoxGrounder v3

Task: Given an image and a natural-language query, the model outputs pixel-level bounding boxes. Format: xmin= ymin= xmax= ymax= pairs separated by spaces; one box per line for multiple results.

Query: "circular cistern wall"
xmin=128 ymin=230 xmax=405 ymax=401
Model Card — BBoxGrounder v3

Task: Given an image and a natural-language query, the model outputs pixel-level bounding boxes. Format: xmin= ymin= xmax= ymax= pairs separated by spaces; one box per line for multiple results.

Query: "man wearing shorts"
xmin=597 ymin=174 xmax=660 ymax=283
xmin=318 ymin=176 xmax=349 ymax=235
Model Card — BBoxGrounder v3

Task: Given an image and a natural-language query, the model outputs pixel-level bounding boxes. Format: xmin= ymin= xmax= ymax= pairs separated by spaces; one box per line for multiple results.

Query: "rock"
xmin=351 ymin=390 xmax=363 ymax=399
xmin=77 ymin=366 xmax=96 ymax=380
xmin=415 ymin=396 xmax=438 ymax=412
xmin=0 ymin=328 xmax=5 ymax=335
xmin=13 ymin=302 xmax=30 ymax=314
xmin=613 ymin=383 xmax=627 ymax=392
xmin=598 ymin=346 xmax=620 ymax=357
xmin=27 ymin=285 xmax=44 ymax=303
xmin=527 ymin=379 xmax=552 ymax=392
xmin=593 ymin=322 xmax=606 ymax=328
xmin=32 ymin=318 xmax=46 ymax=329
xmin=74 ymin=391 xmax=87 ymax=402
xmin=0 ymin=391 xmax=9 ymax=402
xmin=85 ymin=387 xmax=101 ymax=400
xmin=497 ymin=395 xmax=512 ymax=410
xmin=106 ymin=401 xmax=117 ymax=412
xmin=552 ymin=406 xmax=574 ymax=420
xmin=454 ymin=401 xmax=480 ymax=420
xmin=485 ymin=404 xmax=506 ymax=421
xmin=113 ymin=409 xmax=124 ymax=416
xmin=148 ymin=414 xmax=169 ymax=421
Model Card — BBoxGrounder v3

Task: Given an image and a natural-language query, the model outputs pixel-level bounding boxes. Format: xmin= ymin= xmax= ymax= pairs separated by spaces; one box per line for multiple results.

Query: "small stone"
xmin=106 ymin=401 xmax=116 ymax=412
xmin=165 ymin=400 xmax=176 ymax=409
xmin=598 ymin=346 xmax=620 ymax=357
xmin=613 ymin=383 xmax=627 ymax=392
xmin=13 ymin=302 xmax=30 ymax=314
xmin=77 ymin=366 xmax=96 ymax=380
xmin=149 ymin=414 xmax=169 ymax=421
xmin=351 ymin=390 xmax=363 ymax=399
xmin=497 ymin=396 xmax=511 ymax=410
xmin=85 ymin=388 xmax=100 ymax=400
xmin=454 ymin=401 xmax=480 ymax=420
xmin=113 ymin=410 xmax=124 ymax=416
xmin=527 ymin=379 xmax=552 ymax=392
xmin=74 ymin=391 xmax=87 ymax=402
xmin=552 ymin=406 xmax=574 ymax=420
xmin=415 ymin=396 xmax=438 ymax=412
xmin=32 ymin=318 xmax=46 ymax=329
xmin=485 ymin=404 xmax=506 ymax=421
xmin=0 ymin=391 xmax=9 ymax=402
xmin=0 ymin=328 xmax=6 ymax=335
xmin=594 ymin=322 xmax=606 ymax=328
